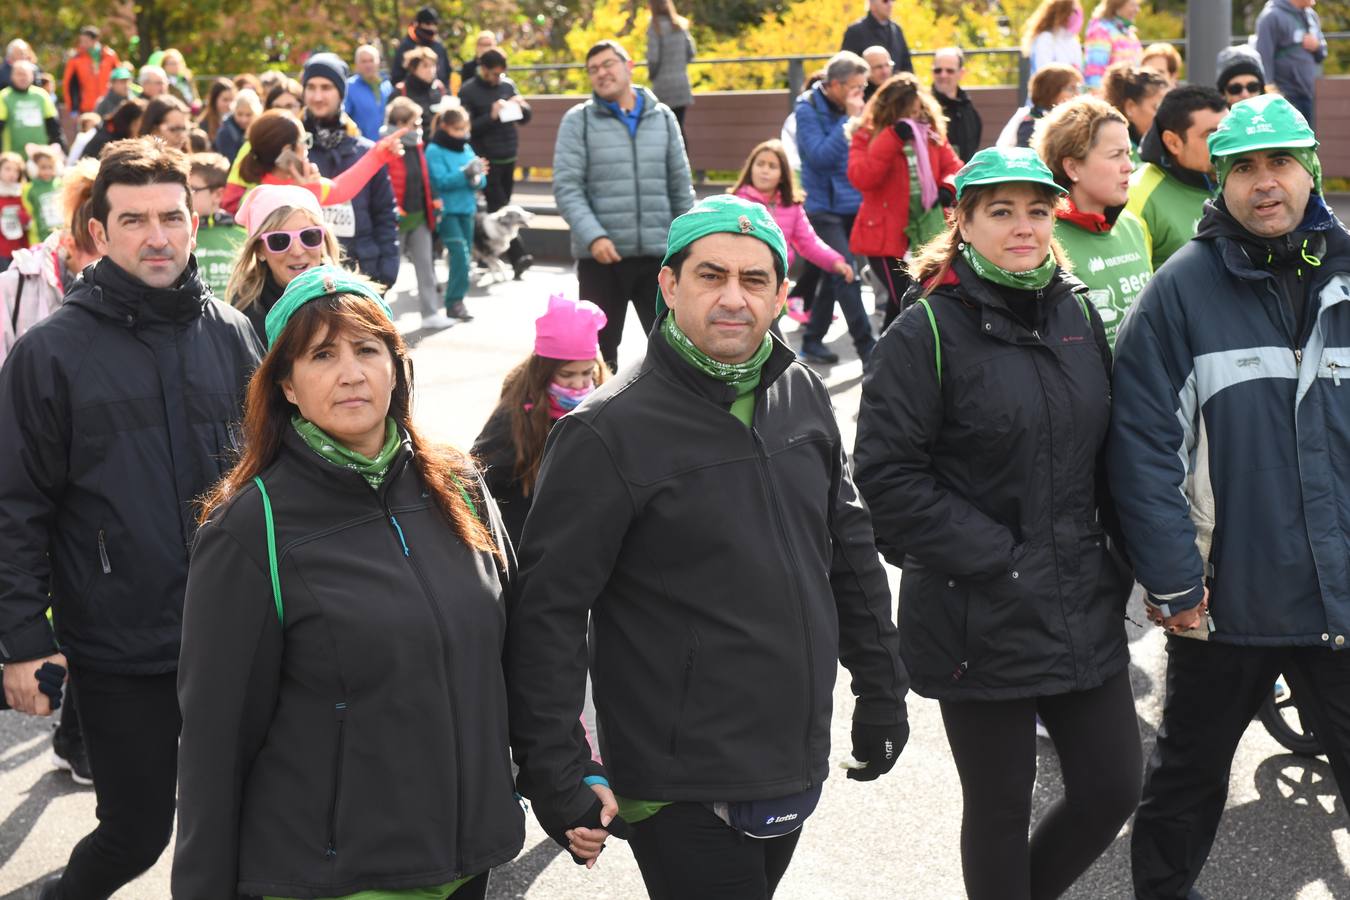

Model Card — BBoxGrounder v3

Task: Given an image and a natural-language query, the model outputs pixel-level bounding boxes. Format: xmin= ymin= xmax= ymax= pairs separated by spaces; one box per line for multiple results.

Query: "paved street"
xmin=0 ymin=258 xmax=1347 ymax=899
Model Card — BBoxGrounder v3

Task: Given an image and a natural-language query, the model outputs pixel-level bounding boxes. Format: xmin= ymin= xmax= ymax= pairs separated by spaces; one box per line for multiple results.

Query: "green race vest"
xmin=1053 ymin=210 xmax=1152 ymax=349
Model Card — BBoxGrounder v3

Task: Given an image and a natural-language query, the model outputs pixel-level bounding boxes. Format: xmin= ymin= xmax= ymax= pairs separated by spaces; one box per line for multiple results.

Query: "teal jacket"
xmin=425 ymin=136 xmax=482 ymax=218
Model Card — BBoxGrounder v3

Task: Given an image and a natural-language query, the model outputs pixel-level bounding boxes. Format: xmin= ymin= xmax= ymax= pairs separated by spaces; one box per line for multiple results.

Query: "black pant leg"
xmin=58 ymin=669 xmax=181 ymax=900
xmin=870 ymin=255 xmax=913 ymax=334
xmin=484 ymin=163 xmax=510 ymax=212
xmin=1030 ymin=669 xmax=1143 ymax=900
xmin=578 ymin=258 xmax=626 ymax=372
xmin=1130 ymin=638 xmax=1281 ymax=900
xmin=1283 ymin=645 xmax=1350 ymax=811
xmin=622 ymin=256 xmax=663 ymax=341
xmin=791 ymin=262 xmax=822 ymax=311
xmin=629 ymin=802 xmax=803 ymax=900
xmin=940 ymin=696 xmax=1040 ymax=900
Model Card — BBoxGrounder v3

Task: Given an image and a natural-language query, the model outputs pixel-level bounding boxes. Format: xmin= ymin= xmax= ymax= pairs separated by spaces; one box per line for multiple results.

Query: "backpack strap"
xmin=916 ymin=297 xmax=942 ymax=388
xmin=1076 ymin=294 xmax=1092 ymax=323
xmin=252 ymin=476 xmax=284 ymax=625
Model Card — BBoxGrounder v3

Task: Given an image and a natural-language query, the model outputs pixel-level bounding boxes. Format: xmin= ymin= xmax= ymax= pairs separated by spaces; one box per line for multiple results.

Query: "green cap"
xmin=264 ymin=265 xmax=391 ymax=348
xmin=109 ymin=66 xmax=133 ymax=80
xmin=953 ymin=147 xmax=1067 ymax=201
xmin=656 ymin=195 xmax=789 ymax=314
xmin=1209 ymin=94 xmax=1318 ymax=160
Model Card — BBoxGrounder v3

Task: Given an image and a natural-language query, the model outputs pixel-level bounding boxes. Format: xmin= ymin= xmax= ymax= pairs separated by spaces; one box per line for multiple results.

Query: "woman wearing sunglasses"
xmin=220 ymin=109 xmax=408 ymax=217
xmin=226 ymin=184 xmax=345 ymax=344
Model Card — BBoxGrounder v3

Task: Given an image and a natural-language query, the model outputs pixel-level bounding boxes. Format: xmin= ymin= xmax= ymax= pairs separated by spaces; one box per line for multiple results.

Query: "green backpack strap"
xmin=916 ymin=297 xmax=942 ymax=388
xmin=252 ymin=476 xmax=284 ymax=625
xmin=1077 ymin=294 xmax=1092 ymax=323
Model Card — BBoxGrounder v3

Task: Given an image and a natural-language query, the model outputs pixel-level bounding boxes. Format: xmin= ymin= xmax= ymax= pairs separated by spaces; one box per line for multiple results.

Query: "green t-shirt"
xmin=1126 ymin=162 xmax=1214 ymax=270
xmin=194 ymin=217 xmax=247 ymax=300
xmin=1053 ymin=210 xmax=1152 ymax=349
xmin=0 ymin=86 xmax=57 ymax=158
xmin=265 ymin=875 xmax=475 ymax=900
xmin=22 ymin=177 xmax=61 ymax=242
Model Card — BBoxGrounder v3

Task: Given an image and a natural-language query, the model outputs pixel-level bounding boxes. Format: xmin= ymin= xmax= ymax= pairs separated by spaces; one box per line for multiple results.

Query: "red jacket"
xmin=846 ymin=124 xmax=962 ymax=258
xmin=387 ymin=142 xmax=436 ymax=223
xmin=62 ymin=46 xmax=121 ymax=114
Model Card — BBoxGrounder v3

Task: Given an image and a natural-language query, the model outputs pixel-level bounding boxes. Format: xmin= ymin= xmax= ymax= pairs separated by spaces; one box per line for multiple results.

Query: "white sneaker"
xmin=421 ymin=312 xmax=455 ymax=330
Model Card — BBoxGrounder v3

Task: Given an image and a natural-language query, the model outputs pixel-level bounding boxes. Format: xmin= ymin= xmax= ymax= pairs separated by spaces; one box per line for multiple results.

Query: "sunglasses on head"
xmin=1225 ymin=80 xmax=1263 ymax=96
xmin=260 ymin=226 xmax=325 ymax=254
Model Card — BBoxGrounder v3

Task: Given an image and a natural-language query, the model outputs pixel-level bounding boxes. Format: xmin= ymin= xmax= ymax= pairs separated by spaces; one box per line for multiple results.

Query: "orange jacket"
xmin=62 ymin=46 xmax=121 ymax=114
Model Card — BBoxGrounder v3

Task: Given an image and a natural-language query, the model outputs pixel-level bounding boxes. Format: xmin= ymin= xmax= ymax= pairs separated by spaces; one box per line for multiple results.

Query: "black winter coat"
xmin=459 ymin=75 xmax=532 ymax=162
xmin=935 ymin=88 xmax=982 ymax=163
xmin=0 ymin=257 xmax=261 ymax=673
xmin=506 ymin=323 xmax=907 ymax=836
xmin=173 ymin=428 xmax=524 ymax=898
xmin=471 ymin=406 xmax=542 ymax=548
xmin=854 ymin=260 xmax=1132 ymax=701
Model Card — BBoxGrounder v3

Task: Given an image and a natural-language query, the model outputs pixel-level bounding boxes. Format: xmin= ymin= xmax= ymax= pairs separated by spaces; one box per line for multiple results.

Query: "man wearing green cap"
xmin=1109 ymin=94 xmax=1350 ymax=898
xmin=507 ymin=194 xmax=908 ymax=898
xmin=95 ymin=65 xmax=136 ymax=120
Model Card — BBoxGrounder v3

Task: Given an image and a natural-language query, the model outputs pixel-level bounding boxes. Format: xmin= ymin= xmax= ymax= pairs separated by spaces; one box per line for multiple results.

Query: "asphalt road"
xmin=0 ymin=257 xmax=1346 ymax=899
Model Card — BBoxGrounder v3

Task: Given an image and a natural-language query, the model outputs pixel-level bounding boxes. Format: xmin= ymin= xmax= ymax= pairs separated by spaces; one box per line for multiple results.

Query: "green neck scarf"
xmin=292 ymin=415 xmax=402 ymax=488
xmin=661 ymin=315 xmax=772 ymax=425
xmin=962 ymin=243 xmax=1057 ymax=291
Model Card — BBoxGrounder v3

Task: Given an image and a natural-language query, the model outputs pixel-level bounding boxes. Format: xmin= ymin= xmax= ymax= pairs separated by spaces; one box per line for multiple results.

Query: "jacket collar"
xmin=644 ymin=310 xmax=797 ymax=407
xmin=1138 ymin=123 xmax=1215 ymax=192
xmin=1196 ymin=194 xmax=1345 ymax=284
xmin=279 ymin=419 xmax=415 ymax=501
xmin=936 ymin=257 xmax=1082 ymax=342
xmin=65 ymin=255 xmax=208 ymax=327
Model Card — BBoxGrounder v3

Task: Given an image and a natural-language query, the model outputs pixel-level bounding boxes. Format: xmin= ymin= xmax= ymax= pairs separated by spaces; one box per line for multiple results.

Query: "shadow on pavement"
xmin=486 ymin=837 xmax=564 ymax=898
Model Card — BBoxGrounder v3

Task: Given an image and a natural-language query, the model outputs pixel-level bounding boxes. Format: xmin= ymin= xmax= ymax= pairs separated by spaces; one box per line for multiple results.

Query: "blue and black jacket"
xmin=1108 ymin=195 xmax=1350 ymax=647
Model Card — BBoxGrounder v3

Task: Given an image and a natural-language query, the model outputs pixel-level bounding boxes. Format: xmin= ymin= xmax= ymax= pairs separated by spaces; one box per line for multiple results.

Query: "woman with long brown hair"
xmin=1021 ymin=0 xmax=1084 ymax=76
xmin=174 ymin=264 xmax=523 ymax=900
xmin=196 ymin=77 xmax=236 ymax=143
xmin=847 ymin=71 xmax=963 ymax=329
xmin=854 ymin=147 xmax=1139 ymax=899
xmin=473 ymin=293 xmax=609 ymax=545
xmin=647 ymin=0 xmax=697 ymax=138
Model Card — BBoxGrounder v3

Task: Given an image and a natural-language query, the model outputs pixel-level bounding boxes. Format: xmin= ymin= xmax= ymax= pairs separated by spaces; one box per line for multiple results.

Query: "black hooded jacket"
xmin=1138 ymin=123 xmax=1215 ymax=193
xmin=854 ymin=260 xmax=1133 ymax=701
xmin=0 ymin=256 xmax=261 ymax=673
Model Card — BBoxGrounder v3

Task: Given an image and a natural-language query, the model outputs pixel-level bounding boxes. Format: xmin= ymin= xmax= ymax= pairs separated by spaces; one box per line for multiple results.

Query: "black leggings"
xmin=629 ymin=801 xmax=802 ymax=900
xmin=868 ymin=255 xmax=913 ymax=334
xmin=939 ymin=668 xmax=1142 ymax=900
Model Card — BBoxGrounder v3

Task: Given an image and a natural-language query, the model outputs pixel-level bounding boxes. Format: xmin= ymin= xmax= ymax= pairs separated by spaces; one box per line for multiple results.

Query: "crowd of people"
xmin=0 ymin=1 xmax=1347 ymax=899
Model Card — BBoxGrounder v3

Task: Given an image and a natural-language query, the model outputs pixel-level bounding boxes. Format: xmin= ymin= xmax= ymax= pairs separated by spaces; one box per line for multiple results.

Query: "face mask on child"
xmin=548 ymin=382 xmax=594 ymax=417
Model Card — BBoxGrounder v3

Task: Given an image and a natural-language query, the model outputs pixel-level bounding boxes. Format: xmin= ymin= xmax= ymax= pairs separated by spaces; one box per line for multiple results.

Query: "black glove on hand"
xmin=938 ymin=186 xmax=956 ymax=208
xmin=554 ymin=794 xmax=634 ymax=865
xmin=847 ymin=719 xmax=909 ymax=781
xmin=35 ymin=662 xmax=66 ymax=710
xmin=893 ymin=120 xmax=914 ymax=140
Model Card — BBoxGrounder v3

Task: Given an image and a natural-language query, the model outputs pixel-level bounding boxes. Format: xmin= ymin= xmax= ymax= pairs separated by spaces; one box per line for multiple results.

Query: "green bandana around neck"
xmin=292 ymin=415 xmax=402 ymax=488
xmin=661 ymin=315 xmax=771 ymax=424
xmin=1214 ymin=146 xmax=1323 ymax=195
xmin=961 ymin=243 xmax=1057 ymax=291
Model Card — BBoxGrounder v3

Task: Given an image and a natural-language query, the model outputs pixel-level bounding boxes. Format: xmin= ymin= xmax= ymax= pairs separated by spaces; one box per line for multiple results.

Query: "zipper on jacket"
xmin=380 ymin=498 xmax=467 ymax=875
xmin=630 ymin=126 xmax=644 ymax=256
xmin=750 ymin=426 xmax=816 ymax=790
xmin=97 ymin=530 xmax=111 ymax=574
xmin=326 ymin=701 xmax=348 ymax=858
xmin=1331 ymin=362 xmax=1342 ymax=387
xmin=669 ymin=632 xmax=699 ymax=755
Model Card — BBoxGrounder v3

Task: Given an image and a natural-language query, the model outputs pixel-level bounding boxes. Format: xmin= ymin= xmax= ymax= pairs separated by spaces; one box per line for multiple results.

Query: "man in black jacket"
xmin=0 ymin=138 xmax=261 ymax=899
xmin=459 ymin=48 xmax=534 ymax=277
xmin=506 ymin=195 xmax=908 ymax=899
xmin=391 ymin=6 xmax=453 ymax=88
xmin=931 ymin=47 xmax=981 ymax=163
xmin=841 ymin=0 xmax=912 ymax=74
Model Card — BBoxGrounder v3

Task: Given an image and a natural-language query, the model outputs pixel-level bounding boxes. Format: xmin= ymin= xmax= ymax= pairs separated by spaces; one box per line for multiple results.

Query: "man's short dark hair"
xmin=91 ymin=138 xmax=193 ymax=226
xmin=666 ymin=243 xmax=787 ymax=289
xmin=415 ymin=6 xmax=439 ymax=24
xmin=586 ymin=40 xmax=631 ymax=64
xmin=1155 ymin=85 xmax=1228 ymax=141
xmin=480 ymin=49 xmax=507 ymax=70
xmin=79 ymin=26 xmax=100 ymax=41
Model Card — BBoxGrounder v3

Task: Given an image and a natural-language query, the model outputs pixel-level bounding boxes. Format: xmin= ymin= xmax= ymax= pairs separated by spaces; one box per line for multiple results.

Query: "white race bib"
xmin=0 ymin=205 xmax=22 ymax=240
xmin=38 ymin=190 xmax=60 ymax=228
xmin=17 ymin=103 xmax=43 ymax=128
xmin=322 ymin=201 xmax=357 ymax=239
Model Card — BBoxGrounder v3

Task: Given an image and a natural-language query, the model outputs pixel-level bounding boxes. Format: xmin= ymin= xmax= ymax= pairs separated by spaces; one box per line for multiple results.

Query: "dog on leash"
xmin=473 ymin=205 xmax=534 ymax=283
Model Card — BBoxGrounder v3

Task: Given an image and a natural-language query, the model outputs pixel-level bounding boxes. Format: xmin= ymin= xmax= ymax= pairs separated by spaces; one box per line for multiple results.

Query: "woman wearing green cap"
xmin=854 ymin=146 xmax=1140 ymax=900
xmin=173 ymin=265 xmax=523 ymax=899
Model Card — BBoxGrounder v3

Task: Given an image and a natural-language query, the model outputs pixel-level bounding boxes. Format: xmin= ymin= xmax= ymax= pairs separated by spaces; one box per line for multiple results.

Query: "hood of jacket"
xmin=1139 ymin=123 xmax=1215 ymax=193
xmin=64 ymin=255 xmax=209 ymax=327
xmin=1194 ymin=193 xmax=1342 ymax=281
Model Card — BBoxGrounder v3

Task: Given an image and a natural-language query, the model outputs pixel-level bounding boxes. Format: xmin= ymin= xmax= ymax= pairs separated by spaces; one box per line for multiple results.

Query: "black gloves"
xmin=847 ymin=719 xmax=909 ymax=781
xmin=893 ymin=120 xmax=914 ymax=140
xmin=938 ymin=186 xmax=956 ymax=208
xmin=35 ymin=662 xmax=66 ymax=709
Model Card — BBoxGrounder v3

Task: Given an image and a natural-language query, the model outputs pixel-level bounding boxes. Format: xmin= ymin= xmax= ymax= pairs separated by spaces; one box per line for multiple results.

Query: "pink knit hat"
xmin=236 ymin=184 xmax=323 ymax=237
xmin=535 ymin=294 xmax=607 ymax=361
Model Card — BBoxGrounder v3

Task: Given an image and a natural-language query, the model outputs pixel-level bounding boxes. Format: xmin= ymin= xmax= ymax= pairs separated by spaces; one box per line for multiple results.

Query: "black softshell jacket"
xmin=854 ymin=261 xmax=1133 ymax=701
xmin=173 ymin=430 xmax=524 ymax=898
xmin=506 ymin=322 xmax=908 ymax=837
xmin=0 ymin=257 xmax=260 ymax=672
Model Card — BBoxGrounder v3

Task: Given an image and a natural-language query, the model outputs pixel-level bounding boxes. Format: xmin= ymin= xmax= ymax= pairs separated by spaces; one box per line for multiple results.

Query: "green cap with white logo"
xmin=1208 ymin=94 xmax=1318 ymax=159
xmin=953 ymin=147 xmax=1067 ymax=201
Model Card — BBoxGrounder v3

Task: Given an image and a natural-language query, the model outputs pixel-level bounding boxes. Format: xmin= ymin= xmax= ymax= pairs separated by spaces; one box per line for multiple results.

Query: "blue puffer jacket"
xmin=425 ymin=137 xmax=483 ymax=217
xmin=305 ymin=114 xmax=401 ymax=289
xmin=1108 ymin=196 xmax=1350 ymax=648
xmin=552 ymin=87 xmax=694 ymax=260
xmin=795 ymin=85 xmax=861 ymax=217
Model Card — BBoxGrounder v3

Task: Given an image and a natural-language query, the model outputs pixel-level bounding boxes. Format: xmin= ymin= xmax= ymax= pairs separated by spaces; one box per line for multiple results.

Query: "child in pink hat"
xmin=472 ymin=293 xmax=609 ymax=546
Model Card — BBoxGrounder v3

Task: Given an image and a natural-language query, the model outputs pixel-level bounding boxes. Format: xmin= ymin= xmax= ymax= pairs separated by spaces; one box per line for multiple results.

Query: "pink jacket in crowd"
xmin=733 ymin=185 xmax=845 ymax=271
